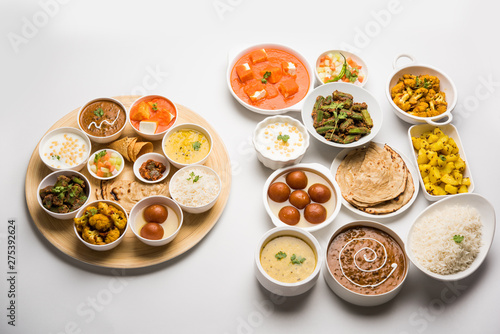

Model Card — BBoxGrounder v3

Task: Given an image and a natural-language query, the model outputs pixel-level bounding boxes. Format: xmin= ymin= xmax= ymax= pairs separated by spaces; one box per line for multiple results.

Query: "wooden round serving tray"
xmin=25 ymin=96 xmax=231 ymax=268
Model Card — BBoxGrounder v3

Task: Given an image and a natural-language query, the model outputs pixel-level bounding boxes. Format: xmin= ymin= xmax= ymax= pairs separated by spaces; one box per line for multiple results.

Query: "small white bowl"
xmin=87 ymin=149 xmax=125 ymax=181
xmin=162 ymin=123 xmax=213 ymax=169
xmin=129 ymin=196 xmax=184 ymax=247
xmin=73 ymin=200 xmax=129 ymax=251
xmin=255 ymin=226 xmax=323 ymax=297
xmin=406 ymin=193 xmax=495 ymax=281
xmin=330 ymin=142 xmax=420 ymax=218
xmin=315 ymin=50 xmax=368 ymax=87
xmin=133 ymin=152 xmax=170 ymax=184
xmin=252 ymin=115 xmax=310 ymax=170
xmin=301 ymin=82 xmax=382 ymax=148
xmin=128 ymin=95 xmax=178 ymax=141
xmin=263 ymin=163 xmax=342 ymax=232
xmin=38 ymin=127 xmax=91 ymax=172
xmin=408 ymin=124 xmax=474 ymax=201
xmin=386 ymin=54 xmax=457 ymax=126
xmin=77 ymin=97 xmax=127 ymax=144
xmin=227 ymin=43 xmax=315 ymax=115
xmin=37 ymin=170 xmax=91 ymax=220
xmin=324 ymin=220 xmax=409 ymax=306
xmin=169 ymin=165 xmax=221 ymax=214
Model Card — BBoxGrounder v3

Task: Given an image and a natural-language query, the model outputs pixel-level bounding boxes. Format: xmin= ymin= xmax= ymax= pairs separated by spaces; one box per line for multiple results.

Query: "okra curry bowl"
xmin=300 ymin=82 xmax=382 ymax=148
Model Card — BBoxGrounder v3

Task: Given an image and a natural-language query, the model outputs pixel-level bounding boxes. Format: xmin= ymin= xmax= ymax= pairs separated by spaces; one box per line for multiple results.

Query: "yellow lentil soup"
xmin=260 ymin=236 xmax=316 ymax=283
xmin=164 ymin=129 xmax=210 ymax=164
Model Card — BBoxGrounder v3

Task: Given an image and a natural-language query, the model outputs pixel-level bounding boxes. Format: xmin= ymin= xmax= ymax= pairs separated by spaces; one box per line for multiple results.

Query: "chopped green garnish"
xmin=453 ymin=235 xmax=464 ymax=244
xmin=261 ymin=71 xmax=271 ymax=83
xmin=50 ymin=154 xmax=61 ymax=160
xmin=94 ymin=150 xmax=107 ymax=163
xmin=275 ymin=251 xmax=287 ymax=260
xmin=152 ymin=102 xmax=158 ymax=111
xmin=439 ymin=155 xmax=446 ymax=161
xmin=277 ymin=134 xmax=290 ymax=143
xmin=86 ymin=207 xmax=98 ymax=216
xmin=290 ymin=254 xmax=306 ymax=265
xmin=93 ymin=107 xmax=104 ymax=117
xmin=192 ymin=141 xmax=201 ymax=151
xmin=187 ymin=171 xmax=202 ymax=183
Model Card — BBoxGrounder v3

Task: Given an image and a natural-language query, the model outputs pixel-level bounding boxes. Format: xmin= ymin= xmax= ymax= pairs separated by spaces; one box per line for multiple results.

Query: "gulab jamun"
xmin=289 ymin=190 xmax=311 ymax=209
xmin=285 ymin=171 xmax=308 ymax=189
xmin=278 ymin=206 xmax=300 ymax=225
xmin=140 ymin=222 xmax=164 ymax=240
xmin=308 ymin=183 xmax=332 ymax=203
xmin=304 ymin=203 xmax=327 ymax=224
xmin=268 ymin=182 xmax=291 ymax=203
xmin=143 ymin=204 xmax=169 ymax=224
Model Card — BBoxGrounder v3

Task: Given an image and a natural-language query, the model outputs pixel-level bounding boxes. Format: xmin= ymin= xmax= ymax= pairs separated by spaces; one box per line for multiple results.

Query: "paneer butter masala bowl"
xmin=228 ymin=44 xmax=314 ymax=115
xmin=128 ymin=95 xmax=178 ymax=141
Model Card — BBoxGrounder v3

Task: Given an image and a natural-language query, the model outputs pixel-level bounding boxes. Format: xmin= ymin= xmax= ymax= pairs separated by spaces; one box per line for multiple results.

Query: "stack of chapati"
xmin=335 ymin=142 xmax=414 ymax=214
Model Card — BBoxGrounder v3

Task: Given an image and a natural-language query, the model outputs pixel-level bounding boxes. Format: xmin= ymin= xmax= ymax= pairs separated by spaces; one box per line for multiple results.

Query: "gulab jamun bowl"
xmin=263 ymin=163 xmax=342 ymax=232
xmin=129 ymin=195 xmax=184 ymax=247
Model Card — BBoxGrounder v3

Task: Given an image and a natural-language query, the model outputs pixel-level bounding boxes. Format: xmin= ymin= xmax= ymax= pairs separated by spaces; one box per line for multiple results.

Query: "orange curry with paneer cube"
xmin=230 ymin=47 xmax=310 ymax=110
xmin=129 ymin=96 xmax=177 ymax=134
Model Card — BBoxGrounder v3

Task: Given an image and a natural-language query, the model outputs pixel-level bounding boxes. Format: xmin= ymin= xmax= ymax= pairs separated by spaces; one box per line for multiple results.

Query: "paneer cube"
xmin=249 ymin=49 xmax=268 ymax=64
xmin=261 ymin=66 xmax=282 ymax=84
xmin=244 ymin=81 xmax=267 ymax=102
xmin=281 ymin=61 xmax=297 ymax=77
xmin=130 ymin=102 xmax=151 ymax=121
xmin=278 ymin=78 xmax=299 ymax=98
xmin=236 ymin=63 xmax=254 ymax=83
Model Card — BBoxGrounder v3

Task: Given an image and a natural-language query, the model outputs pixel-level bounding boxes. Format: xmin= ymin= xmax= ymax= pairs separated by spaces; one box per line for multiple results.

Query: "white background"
xmin=1 ymin=0 xmax=499 ymax=333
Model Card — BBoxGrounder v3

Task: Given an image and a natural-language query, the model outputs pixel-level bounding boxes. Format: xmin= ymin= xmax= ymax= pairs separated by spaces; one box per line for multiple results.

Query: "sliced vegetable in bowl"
xmin=315 ymin=50 xmax=368 ymax=87
xmin=87 ymin=149 xmax=124 ymax=180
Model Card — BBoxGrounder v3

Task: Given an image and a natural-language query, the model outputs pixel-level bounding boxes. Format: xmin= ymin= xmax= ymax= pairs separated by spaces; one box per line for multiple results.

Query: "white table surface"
xmin=1 ymin=0 xmax=499 ymax=333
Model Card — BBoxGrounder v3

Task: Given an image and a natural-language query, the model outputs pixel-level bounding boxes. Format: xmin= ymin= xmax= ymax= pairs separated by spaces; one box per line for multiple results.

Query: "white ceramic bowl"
xmin=263 ymin=163 xmax=342 ymax=232
xmin=406 ymin=193 xmax=495 ymax=281
xmin=128 ymin=95 xmax=178 ymax=141
xmin=162 ymin=123 xmax=213 ymax=169
xmin=315 ymin=49 xmax=368 ymax=87
xmin=324 ymin=220 xmax=409 ymax=306
xmin=301 ymin=82 xmax=382 ymax=148
xmin=169 ymin=165 xmax=221 ymax=214
xmin=408 ymin=124 xmax=474 ymax=201
xmin=254 ymin=226 xmax=323 ymax=296
xmin=87 ymin=149 xmax=125 ymax=181
xmin=330 ymin=142 xmax=420 ymax=218
xmin=252 ymin=115 xmax=310 ymax=170
xmin=77 ymin=97 xmax=127 ymax=144
xmin=37 ymin=170 xmax=91 ymax=220
xmin=386 ymin=54 xmax=457 ymax=126
xmin=73 ymin=200 xmax=129 ymax=251
xmin=133 ymin=152 xmax=170 ymax=184
xmin=38 ymin=127 xmax=92 ymax=172
xmin=227 ymin=43 xmax=315 ymax=115
xmin=129 ymin=195 xmax=184 ymax=247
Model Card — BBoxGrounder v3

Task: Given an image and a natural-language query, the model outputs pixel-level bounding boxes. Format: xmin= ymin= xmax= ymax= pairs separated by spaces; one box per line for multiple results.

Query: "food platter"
xmin=25 ymin=95 xmax=231 ymax=269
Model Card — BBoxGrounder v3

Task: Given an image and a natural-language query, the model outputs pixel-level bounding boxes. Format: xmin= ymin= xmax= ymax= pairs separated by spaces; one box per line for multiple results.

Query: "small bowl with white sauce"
xmin=253 ymin=115 xmax=309 ymax=170
xmin=38 ymin=127 xmax=92 ymax=172
xmin=169 ymin=165 xmax=221 ymax=214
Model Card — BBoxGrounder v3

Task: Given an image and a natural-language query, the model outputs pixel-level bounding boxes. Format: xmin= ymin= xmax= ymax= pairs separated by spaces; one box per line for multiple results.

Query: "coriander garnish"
xmin=192 ymin=141 xmax=201 ymax=151
xmin=277 ymin=134 xmax=290 ymax=143
xmin=290 ymin=254 xmax=306 ymax=265
xmin=261 ymin=71 xmax=271 ymax=83
xmin=275 ymin=251 xmax=287 ymax=260
xmin=187 ymin=171 xmax=202 ymax=183
xmin=453 ymin=235 xmax=464 ymax=244
xmin=152 ymin=102 xmax=158 ymax=111
xmin=93 ymin=107 xmax=104 ymax=117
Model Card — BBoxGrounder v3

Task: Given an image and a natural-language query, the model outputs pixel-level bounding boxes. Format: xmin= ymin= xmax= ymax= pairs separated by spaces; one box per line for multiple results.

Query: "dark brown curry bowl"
xmin=323 ymin=220 xmax=409 ymax=306
xmin=37 ymin=170 xmax=91 ymax=220
xmin=77 ymin=97 xmax=127 ymax=144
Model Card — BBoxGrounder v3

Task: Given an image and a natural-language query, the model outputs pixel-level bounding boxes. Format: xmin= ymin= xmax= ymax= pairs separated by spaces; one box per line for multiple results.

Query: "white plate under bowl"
xmin=330 ymin=142 xmax=419 ymax=218
xmin=408 ymin=124 xmax=474 ymax=201
xmin=406 ymin=193 xmax=495 ymax=281
xmin=301 ymin=82 xmax=382 ymax=148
